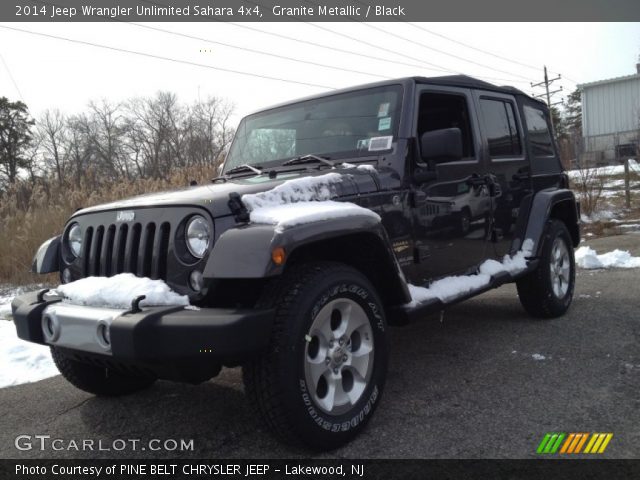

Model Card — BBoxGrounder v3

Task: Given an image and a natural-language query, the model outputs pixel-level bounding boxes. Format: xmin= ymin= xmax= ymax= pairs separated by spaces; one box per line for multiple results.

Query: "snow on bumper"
xmin=11 ymin=291 xmax=274 ymax=362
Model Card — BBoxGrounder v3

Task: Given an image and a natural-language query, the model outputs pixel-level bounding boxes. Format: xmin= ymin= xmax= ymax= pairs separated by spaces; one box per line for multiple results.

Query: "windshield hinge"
xmin=228 ymin=192 xmax=250 ymax=223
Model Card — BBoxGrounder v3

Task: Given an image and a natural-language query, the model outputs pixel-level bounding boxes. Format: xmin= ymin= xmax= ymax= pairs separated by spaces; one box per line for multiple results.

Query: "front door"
xmin=410 ymin=87 xmax=491 ymax=284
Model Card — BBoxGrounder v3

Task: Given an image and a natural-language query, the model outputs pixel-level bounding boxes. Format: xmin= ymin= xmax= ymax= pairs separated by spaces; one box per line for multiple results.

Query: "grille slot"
xmin=89 ymin=226 xmax=103 ymax=276
xmin=81 ymin=221 xmax=170 ymax=280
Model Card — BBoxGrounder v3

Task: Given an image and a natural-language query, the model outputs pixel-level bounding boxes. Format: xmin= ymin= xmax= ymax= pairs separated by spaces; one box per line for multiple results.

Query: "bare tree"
xmin=187 ymin=97 xmax=235 ymax=169
xmin=66 ymin=113 xmax=94 ymax=186
xmin=573 ymin=161 xmax=605 ymax=217
xmin=38 ymin=109 xmax=69 ymax=186
xmin=87 ymin=100 xmax=130 ymax=180
xmin=127 ymin=92 xmax=178 ymax=179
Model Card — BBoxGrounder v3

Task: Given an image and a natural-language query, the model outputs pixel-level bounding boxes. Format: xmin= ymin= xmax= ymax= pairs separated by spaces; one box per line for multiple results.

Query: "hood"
xmin=72 ymin=167 xmax=390 ymax=220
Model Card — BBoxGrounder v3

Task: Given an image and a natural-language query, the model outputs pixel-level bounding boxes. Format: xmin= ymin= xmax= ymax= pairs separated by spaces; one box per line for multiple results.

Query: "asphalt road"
xmin=1 ymin=234 xmax=638 ymax=459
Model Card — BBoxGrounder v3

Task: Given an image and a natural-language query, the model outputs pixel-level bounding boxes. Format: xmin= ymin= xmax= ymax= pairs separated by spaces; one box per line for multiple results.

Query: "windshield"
xmin=224 ymin=85 xmax=403 ymax=172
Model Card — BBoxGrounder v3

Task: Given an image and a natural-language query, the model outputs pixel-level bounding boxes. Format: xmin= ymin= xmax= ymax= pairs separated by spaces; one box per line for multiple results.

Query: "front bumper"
xmin=11 ymin=291 xmax=274 ymax=366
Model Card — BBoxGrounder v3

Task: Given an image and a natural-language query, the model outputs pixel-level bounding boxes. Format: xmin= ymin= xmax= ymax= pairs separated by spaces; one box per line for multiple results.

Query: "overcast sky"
xmin=0 ymin=22 xmax=638 ymax=122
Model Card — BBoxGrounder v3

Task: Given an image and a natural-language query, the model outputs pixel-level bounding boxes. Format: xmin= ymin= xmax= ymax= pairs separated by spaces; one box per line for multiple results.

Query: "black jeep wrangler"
xmin=12 ymin=76 xmax=579 ymax=450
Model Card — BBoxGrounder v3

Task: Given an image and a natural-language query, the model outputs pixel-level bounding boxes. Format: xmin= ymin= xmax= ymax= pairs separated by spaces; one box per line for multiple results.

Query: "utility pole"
xmin=531 ymin=66 xmax=563 ymax=135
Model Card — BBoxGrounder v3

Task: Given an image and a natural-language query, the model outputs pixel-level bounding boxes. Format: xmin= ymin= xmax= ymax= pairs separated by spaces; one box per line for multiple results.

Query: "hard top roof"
xmin=413 ymin=74 xmax=528 ymax=95
xmin=251 ymin=75 xmax=543 ymax=116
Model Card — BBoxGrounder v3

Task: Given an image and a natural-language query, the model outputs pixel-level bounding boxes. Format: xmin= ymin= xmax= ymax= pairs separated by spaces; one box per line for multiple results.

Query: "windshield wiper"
xmin=225 ymin=164 xmax=263 ymax=175
xmin=282 ymin=154 xmax=333 ymax=167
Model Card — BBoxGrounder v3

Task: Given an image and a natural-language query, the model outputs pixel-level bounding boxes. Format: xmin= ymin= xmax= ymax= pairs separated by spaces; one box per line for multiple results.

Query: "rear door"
xmin=473 ymin=91 xmax=532 ymax=258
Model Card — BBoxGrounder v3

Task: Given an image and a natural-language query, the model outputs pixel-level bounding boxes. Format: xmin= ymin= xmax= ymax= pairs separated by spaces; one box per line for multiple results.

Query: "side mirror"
xmin=420 ymin=128 xmax=463 ymax=164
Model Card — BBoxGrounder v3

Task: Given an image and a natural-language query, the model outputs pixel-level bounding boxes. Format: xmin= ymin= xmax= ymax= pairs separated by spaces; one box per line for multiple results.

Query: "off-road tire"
xmin=51 ymin=347 xmax=156 ymax=396
xmin=516 ymin=219 xmax=575 ymax=318
xmin=242 ymin=261 xmax=388 ymax=450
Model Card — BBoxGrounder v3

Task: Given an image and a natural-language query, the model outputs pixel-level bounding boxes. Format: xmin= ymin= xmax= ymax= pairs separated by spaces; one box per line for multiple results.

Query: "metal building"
xmin=579 ymin=65 xmax=640 ymax=164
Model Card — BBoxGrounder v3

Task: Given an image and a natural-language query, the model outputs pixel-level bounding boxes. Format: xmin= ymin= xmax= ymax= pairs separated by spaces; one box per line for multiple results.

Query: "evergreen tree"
xmin=550 ymin=105 xmax=566 ymax=139
xmin=563 ymin=89 xmax=582 ymax=136
xmin=0 ymin=97 xmax=35 ymax=186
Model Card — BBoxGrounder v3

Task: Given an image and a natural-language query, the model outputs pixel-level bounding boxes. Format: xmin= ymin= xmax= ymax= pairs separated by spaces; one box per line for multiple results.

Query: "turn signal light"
xmin=271 ymin=247 xmax=286 ymax=265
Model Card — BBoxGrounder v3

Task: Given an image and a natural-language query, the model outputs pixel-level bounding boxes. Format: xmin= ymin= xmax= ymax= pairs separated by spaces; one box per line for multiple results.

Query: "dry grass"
xmin=0 ymin=165 xmax=217 ymax=284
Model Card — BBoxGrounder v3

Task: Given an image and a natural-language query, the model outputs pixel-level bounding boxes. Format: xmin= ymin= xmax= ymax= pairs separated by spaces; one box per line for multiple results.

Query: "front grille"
xmin=420 ymin=203 xmax=442 ymax=216
xmin=80 ymin=221 xmax=171 ymax=280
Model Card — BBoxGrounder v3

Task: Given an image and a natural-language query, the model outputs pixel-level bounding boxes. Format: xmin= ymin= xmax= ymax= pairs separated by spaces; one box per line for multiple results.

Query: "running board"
xmin=389 ymin=260 xmax=539 ymax=324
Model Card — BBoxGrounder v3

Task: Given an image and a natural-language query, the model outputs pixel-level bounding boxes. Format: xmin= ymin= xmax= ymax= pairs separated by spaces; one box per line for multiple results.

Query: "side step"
xmin=388 ymin=260 xmax=538 ymax=324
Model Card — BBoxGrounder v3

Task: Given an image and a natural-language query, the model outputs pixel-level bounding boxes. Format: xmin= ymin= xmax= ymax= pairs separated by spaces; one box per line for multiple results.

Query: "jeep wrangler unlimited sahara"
xmin=11 ymin=76 xmax=579 ymax=450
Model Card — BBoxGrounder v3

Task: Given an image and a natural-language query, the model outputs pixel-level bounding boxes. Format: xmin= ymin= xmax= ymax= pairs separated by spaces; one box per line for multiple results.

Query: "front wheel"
xmin=516 ymin=219 xmax=575 ymax=318
xmin=243 ymin=262 xmax=388 ymax=450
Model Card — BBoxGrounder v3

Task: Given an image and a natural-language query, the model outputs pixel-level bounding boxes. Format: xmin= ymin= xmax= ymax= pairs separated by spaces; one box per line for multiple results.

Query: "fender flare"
xmin=520 ymin=188 xmax=580 ymax=257
xmin=203 ymin=215 xmax=411 ymax=304
xmin=31 ymin=235 xmax=61 ymax=274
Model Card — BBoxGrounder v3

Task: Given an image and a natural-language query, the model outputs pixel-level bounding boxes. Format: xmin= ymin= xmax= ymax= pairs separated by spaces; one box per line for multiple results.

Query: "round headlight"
xmin=186 ymin=216 xmax=211 ymax=258
xmin=68 ymin=223 xmax=82 ymax=257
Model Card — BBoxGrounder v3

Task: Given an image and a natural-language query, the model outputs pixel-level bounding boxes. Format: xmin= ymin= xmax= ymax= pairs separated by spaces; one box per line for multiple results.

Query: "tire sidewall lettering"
xmin=298 ymin=280 xmax=385 ymax=434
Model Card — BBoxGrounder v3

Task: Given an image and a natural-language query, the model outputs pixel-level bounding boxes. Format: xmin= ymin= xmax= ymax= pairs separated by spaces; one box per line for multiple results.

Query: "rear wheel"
xmin=516 ymin=220 xmax=575 ymax=318
xmin=51 ymin=347 xmax=156 ymax=396
xmin=243 ymin=262 xmax=388 ymax=450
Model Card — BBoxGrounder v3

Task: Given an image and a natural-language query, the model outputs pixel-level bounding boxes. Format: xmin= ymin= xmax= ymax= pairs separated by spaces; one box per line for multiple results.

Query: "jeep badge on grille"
xmin=116 ymin=211 xmax=135 ymax=222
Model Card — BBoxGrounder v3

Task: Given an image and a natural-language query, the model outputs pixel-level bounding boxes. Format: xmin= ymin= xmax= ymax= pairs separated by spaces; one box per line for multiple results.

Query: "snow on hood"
xmin=241 ymin=173 xmax=380 ymax=232
xmin=242 ymin=172 xmax=343 ymax=208
xmin=575 ymin=246 xmax=640 ymax=269
xmin=408 ymin=239 xmax=534 ymax=304
xmin=52 ymin=274 xmax=190 ymax=309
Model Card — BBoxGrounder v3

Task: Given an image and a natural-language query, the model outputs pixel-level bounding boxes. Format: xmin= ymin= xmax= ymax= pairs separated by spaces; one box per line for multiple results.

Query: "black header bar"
xmin=2 ymin=0 xmax=640 ymax=22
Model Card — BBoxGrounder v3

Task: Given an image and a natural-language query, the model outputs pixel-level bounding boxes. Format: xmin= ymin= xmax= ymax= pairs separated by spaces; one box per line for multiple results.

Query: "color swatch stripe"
xmin=550 ymin=433 xmax=565 ymax=453
xmin=584 ymin=433 xmax=599 ymax=453
xmin=598 ymin=434 xmax=613 ymax=453
xmin=574 ymin=433 xmax=589 ymax=453
xmin=538 ymin=433 xmax=612 ymax=454
xmin=537 ymin=433 xmax=552 ymax=454
xmin=560 ymin=433 xmax=575 ymax=454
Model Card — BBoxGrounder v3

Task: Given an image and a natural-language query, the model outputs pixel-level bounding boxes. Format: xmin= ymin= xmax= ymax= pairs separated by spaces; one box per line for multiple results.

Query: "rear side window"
xmin=479 ymin=99 xmax=522 ymax=157
xmin=524 ymin=105 xmax=554 ymax=156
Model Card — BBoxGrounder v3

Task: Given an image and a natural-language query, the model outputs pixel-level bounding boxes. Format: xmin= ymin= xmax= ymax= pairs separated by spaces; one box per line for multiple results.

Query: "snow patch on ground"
xmin=0 ymin=289 xmax=59 ymax=388
xmin=242 ymin=173 xmax=380 ymax=232
xmin=581 ymin=209 xmax=617 ymax=224
xmin=408 ymin=239 xmax=533 ymax=304
xmin=0 ymin=302 xmax=11 ymax=321
xmin=53 ymin=274 xmax=190 ymax=309
xmin=567 ymin=159 xmax=639 ymax=180
xmin=575 ymin=246 xmax=640 ymax=269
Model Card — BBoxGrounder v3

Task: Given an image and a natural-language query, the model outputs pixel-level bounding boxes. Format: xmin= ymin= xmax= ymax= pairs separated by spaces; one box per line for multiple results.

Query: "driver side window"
xmin=417 ymin=92 xmax=475 ymax=160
